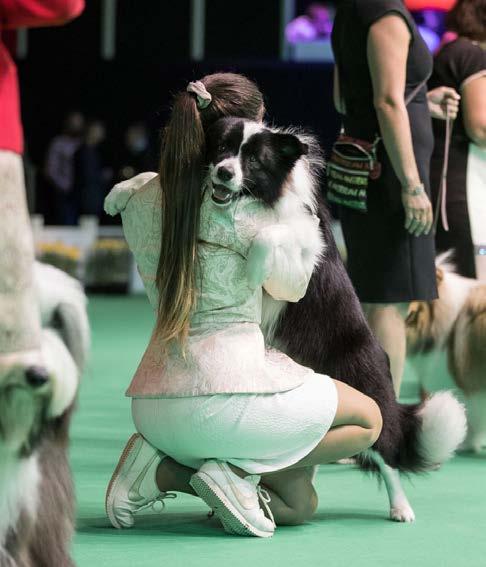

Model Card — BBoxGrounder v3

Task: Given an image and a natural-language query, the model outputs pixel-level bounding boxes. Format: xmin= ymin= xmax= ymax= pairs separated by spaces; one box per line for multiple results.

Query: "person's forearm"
xmin=375 ymin=99 xmax=421 ymax=190
xmin=333 ymin=66 xmax=345 ymax=114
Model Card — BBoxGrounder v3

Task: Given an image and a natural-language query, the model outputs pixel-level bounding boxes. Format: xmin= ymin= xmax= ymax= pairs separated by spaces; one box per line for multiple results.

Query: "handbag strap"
xmin=339 ymin=78 xmax=428 ymax=137
xmin=404 ymin=78 xmax=428 ymax=106
xmin=338 ymin=77 xmax=453 ymax=232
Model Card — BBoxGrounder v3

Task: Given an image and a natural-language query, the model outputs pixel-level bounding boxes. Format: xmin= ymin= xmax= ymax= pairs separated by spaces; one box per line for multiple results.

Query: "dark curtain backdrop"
xmin=18 ymin=0 xmax=340 ymax=187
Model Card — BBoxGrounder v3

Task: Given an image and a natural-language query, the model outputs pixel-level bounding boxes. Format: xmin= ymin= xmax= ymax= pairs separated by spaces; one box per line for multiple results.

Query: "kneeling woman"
xmin=104 ymin=73 xmax=382 ymax=538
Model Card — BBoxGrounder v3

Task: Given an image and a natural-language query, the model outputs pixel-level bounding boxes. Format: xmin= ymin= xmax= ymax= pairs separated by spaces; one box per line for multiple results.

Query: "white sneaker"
xmin=190 ymin=460 xmax=275 ymax=538
xmin=105 ymin=433 xmax=175 ymax=528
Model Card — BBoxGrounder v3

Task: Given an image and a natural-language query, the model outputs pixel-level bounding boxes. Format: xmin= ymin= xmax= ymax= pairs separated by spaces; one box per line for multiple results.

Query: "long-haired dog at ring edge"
xmin=205 ymin=117 xmax=466 ymax=523
xmin=407 ymin=254 xmax=486 ymax=454
xmin=0 ymin=263 xmax=89 ymax=567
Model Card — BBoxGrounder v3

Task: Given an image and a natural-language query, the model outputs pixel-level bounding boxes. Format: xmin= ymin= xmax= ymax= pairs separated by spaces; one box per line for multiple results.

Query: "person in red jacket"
xmin=0 ymin=1 xmax=84 ymax=369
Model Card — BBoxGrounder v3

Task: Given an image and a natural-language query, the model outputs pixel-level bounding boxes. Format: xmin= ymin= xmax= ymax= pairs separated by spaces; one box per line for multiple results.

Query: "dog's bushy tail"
xmin=395 ymin=392 xmax=467 ymax=472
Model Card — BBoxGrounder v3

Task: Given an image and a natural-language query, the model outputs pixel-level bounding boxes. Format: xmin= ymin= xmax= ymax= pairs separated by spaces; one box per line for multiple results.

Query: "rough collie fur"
xmin=407 ymin=254 xmax=486 ymax=453
xmin=0 ymin=263 xmax=89 ymax=567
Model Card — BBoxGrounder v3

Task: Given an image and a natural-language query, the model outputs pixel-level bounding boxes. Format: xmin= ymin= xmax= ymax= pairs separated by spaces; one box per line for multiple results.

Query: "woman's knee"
xmin=333 ymin=380 xmax=383 ymax=443
xmin=365 ymin=397 xmax=383 ymax=446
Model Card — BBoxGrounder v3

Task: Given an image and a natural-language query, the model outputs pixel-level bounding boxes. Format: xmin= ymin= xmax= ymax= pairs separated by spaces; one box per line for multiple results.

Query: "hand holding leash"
xmin=427 ymin=87 xmax=460 ymax=121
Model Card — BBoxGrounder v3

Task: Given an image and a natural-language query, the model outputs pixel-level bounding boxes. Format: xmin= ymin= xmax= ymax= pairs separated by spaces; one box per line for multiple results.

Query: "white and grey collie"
xmin=0 ymin=262 xmax=89 ymax=567
xmin=407 ymin=254 xmax=486 ymax=454
xmin=206 ymin=117 xmax=467 ymax=522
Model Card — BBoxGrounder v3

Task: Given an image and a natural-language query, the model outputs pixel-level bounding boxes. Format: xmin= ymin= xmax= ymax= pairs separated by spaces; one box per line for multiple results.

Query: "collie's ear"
xmin=436 ymin=267 xmax=444 ymax=284
xmin=273 ymin=133 xmax=308 ymax=161
xmin=406 ymin=302 xmax=422 ymax=327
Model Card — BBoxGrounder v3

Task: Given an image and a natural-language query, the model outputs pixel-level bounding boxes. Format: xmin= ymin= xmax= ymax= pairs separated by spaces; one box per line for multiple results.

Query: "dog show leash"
xmin=433 ymin=110 xmax=454 ymax=234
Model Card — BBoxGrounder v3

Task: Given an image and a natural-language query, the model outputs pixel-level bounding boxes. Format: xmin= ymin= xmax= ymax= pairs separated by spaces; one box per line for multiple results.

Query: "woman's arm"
xmin=333 ymin=66 xmax=346 ymax=115
xmin=367 ymin=14 xmax=433 ymax=236
xmin=462 ymin=76 xmax=486 ymax=148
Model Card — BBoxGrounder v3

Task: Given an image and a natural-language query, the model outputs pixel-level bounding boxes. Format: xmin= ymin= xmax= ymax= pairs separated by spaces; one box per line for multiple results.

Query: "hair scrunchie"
xmin=186 ymin=80 xmax=212 ymax=110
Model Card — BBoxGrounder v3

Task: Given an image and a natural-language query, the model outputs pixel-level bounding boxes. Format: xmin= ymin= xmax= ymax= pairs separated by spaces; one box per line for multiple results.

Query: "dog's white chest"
xmin=0 ymin=452 xmax=40 ymax=546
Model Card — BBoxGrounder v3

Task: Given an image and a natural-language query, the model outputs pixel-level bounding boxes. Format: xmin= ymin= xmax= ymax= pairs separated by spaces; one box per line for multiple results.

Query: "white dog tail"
xmin=417 ymin=391 xmax=467 ymax=466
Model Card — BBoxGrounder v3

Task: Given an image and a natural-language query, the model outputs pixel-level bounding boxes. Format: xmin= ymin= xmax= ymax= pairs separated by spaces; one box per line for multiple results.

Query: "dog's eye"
xmin=249 ymin=155 xmax=257 ymax=164
xmin=218 ymin=144 xmax=226 ymax=153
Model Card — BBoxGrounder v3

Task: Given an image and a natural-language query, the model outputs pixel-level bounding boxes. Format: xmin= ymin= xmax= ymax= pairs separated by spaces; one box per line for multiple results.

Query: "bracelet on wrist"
xmin=402 ymin=183 xmax=424 ymax=196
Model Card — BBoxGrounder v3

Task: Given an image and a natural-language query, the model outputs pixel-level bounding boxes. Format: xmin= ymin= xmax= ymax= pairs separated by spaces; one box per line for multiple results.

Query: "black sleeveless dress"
xmin=429 ymin=38 xmax=486 ymax=279
xmin=331 ymin=0 xmax=437 ymax=303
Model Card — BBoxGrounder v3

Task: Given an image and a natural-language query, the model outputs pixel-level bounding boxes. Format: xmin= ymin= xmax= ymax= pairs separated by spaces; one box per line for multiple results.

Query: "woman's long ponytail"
xmin=155 ymin=92 xmax=205 ymax=344
xmin=154 ymin=73 xmax=265 ymax=346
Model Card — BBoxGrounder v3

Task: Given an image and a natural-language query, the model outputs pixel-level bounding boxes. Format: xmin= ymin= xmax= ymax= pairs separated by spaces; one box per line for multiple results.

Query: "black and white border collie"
xmin=206 ymin=117 xmax=467 ymax=522
xmin=0 ymin=262 xmax=89 ymax=566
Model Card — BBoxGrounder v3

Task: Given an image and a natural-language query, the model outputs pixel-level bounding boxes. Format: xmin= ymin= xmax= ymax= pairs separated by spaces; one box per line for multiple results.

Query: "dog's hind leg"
xmin=462 ymin=392 xmax=486 ymax=453
xmin=365 ymin=450 xmax=415 ymax=523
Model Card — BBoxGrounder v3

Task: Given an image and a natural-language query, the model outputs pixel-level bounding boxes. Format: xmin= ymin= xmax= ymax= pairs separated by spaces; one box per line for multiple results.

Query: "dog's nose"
xmin=25 ymin=366 xmax=50 ymax=388
xmin=217 ymin=165 xmax=234 ymax=182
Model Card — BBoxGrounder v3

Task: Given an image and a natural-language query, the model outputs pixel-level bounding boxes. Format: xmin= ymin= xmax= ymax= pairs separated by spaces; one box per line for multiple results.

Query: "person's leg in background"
xmin=362 ymin=303 xmax=409 ymax=397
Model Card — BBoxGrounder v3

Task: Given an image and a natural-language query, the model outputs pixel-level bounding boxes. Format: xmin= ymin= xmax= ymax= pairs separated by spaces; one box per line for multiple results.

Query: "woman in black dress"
xmin=430 ymin=0 xmax=486 ymax=279
xmin=331 ymin=0 xmax=459 ymax=395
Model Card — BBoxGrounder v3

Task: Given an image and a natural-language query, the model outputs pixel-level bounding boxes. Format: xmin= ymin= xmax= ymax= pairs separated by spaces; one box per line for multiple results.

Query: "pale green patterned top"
xmin=110 ymin=173 xmax=316 ymax=397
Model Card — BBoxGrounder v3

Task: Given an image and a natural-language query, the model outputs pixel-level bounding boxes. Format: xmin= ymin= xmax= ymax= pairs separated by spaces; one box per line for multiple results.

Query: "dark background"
xmin=18 ymin=0 xmax=339 ymax=171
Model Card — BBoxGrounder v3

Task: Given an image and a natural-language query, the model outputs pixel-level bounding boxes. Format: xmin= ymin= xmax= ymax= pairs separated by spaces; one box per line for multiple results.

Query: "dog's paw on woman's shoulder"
xmin=104 ymin=172 xmax=158 ymax=216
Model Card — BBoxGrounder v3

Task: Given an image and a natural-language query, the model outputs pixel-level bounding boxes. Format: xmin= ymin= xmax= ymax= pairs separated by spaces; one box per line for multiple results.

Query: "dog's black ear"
xmin=273 ymin=133 xmax=308 ymax=161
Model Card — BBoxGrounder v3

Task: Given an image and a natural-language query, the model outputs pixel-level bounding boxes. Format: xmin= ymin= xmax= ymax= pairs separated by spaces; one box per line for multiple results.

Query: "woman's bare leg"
xmin=363 ymin=303 xmax=409 ymax=396
xmin=153 ymin=379 xmax=382 ymax=524
xmin=281 ymin=380 xmax=382 ymax=469
xmin=258 ymin=379 xmax=383 ymax=524
xmin=260 ymin=469 xmax=318 ymax=525
xmin=156 ymin=458 xmax=196 ymax=495
xmin=154 ymin=457 xmax=318 ymax=527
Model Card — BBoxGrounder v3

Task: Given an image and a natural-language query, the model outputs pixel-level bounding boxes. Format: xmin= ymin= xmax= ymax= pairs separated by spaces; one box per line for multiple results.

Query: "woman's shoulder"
xmin=435 ymin=38 xmax=486 ymax=89
xmin=437 ymin=37 xmax=485 ymax=60
xmin=355 ymin=0 xmax=411 ymax=28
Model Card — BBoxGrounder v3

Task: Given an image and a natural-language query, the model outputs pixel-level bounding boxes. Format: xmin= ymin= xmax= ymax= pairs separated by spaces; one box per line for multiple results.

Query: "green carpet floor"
xmin=71 ymin=295 xmax=486 ymax=567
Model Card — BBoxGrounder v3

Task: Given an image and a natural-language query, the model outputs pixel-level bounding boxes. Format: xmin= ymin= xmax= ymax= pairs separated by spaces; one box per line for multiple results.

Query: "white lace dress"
xmin=108 ymin=173 xmax=337 ymax=473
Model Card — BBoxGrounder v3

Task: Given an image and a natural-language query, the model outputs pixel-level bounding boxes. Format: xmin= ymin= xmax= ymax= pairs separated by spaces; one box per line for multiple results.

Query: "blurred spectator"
xmin=286 ymin=2 xmax=334 ymax=44
xmin=413 ymin=9 xmax=446 ymax=52
xmin=429 ymin=0 xmax=486 ymax=278
xmin=73 ymin=120 xmax=111 ymax=219
xmin=45 ymin=110 xmax=85 ymax=224
xmin=116 ymin=122 xmax=155 ymax=183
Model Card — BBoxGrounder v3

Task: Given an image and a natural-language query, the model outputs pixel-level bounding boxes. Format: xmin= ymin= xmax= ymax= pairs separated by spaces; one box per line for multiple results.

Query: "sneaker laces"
xmin=257 ymin=486 xmax=275 ymax=527
xmin=241 ymin=474 xmax=276 ymax=527
xmin=137 ymin=492 xmax=177 ymax=514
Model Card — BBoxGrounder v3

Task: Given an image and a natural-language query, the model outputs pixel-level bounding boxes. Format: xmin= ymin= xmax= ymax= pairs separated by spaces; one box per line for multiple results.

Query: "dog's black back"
xmin=275 ymin=196 xmax=421 ymax=470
